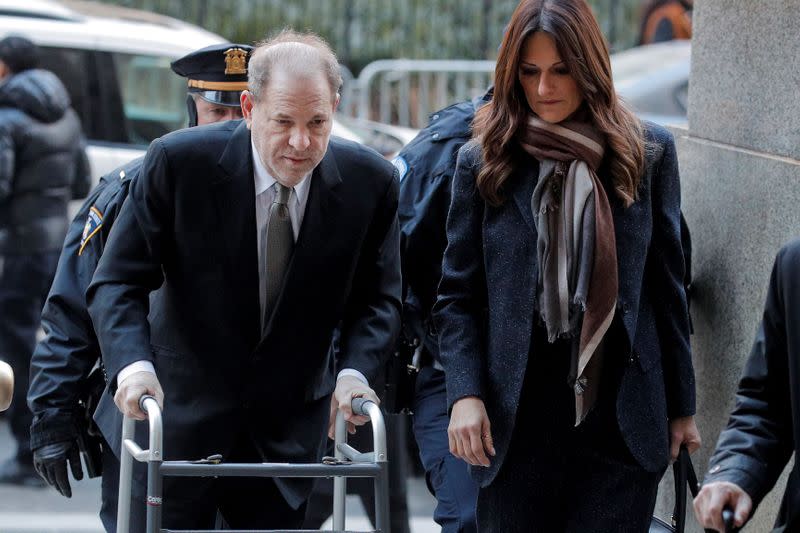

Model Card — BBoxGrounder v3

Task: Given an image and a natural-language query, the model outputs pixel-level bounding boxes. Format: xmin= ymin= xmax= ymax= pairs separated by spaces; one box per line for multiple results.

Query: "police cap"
xmin=171 ymin=43 xmax=253 ymax=107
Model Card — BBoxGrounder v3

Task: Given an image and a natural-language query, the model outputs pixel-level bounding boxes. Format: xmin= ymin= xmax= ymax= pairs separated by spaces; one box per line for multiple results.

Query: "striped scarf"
xmin=520 ymin=114 xmax=618 ymax=425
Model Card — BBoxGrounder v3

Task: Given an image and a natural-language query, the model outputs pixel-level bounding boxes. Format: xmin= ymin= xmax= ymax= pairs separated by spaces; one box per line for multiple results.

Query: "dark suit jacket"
xmin=434 ymin=121 xmax=694 ymax=487
xmin=704 ymin=239 xmax=800 ymax=531
xmin=87 ymin=120 xmax=401 ymax=506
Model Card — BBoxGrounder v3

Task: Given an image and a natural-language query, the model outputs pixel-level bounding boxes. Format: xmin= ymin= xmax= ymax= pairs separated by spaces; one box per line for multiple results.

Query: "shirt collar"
xmin=251 ymin=138 xmax=312 ymax=204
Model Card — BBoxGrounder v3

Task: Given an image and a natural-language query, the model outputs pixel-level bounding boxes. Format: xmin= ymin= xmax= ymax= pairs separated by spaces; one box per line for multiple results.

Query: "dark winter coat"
xmin=0 ymin=69 xmax=89 ymax=254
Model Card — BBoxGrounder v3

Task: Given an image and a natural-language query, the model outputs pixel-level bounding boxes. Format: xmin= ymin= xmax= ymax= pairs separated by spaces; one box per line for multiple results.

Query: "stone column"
xmin=653 ymin=1 xmax=800 ymax=531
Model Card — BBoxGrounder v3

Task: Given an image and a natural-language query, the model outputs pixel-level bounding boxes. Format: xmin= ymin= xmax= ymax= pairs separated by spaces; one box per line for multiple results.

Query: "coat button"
xmin=628 ymin=350 xmax=637 ymax=365
xmin=432 ymin=114 xmax=439 ymax=120
xmin=431 ymin=132 xmax=440 ymax=140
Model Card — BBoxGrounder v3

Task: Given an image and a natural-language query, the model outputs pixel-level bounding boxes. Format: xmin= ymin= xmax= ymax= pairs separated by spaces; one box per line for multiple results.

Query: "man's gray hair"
xmin=248 ymin=29 xmax=342 ymax=101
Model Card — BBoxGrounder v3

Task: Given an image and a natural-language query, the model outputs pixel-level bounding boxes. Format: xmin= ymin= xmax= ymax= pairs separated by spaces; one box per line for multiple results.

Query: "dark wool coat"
xmin=434 ymin=121 xmax=695 ymax=487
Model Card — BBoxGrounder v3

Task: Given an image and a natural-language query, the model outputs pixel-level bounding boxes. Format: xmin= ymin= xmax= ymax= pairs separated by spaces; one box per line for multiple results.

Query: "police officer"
xmin=393 ymin=90 xmax=492 ymax=533
xmin=27 ymin=43 xmax=251 ymax=523
xmin=0 ymin=35 xmax=90 ymax=486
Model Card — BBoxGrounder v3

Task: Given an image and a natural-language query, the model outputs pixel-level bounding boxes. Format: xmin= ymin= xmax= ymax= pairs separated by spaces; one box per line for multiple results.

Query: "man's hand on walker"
xmin=328 ymin=375 xmax=380 ymax=439
xmin=115 ymin=371 xmax=164 ymax=420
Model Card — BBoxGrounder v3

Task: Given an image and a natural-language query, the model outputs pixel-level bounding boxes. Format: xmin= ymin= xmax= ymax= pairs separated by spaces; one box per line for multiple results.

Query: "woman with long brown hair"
xmin=433 ymin=0 xmax=700 ymax=530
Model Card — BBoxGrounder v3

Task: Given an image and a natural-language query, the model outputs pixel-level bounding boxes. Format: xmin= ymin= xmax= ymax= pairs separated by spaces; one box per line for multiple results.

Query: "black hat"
xmin=171 ymin=43 xmax=252 ymax=107
xmin=0 ymin=35 xmax=40 ymax=74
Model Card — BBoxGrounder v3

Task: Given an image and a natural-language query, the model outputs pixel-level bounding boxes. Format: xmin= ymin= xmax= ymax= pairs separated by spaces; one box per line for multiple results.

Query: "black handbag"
xmin=650 ymin=447 xmax=737 ymax=533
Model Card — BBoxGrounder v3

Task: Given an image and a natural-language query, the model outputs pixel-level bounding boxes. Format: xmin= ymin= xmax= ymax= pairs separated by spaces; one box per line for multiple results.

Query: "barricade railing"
xmin=340 ymin=59 xmax=495 ymax=129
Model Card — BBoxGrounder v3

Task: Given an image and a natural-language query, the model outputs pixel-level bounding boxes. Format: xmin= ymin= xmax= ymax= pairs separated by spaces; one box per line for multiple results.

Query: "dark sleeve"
xmin=432 ymin=145 xmax=488 ymax=410
xmin=647 ymin=132 xmax=695 ymax=419
xmin=87 ymin=142 xmax=173 ymax=385
xmin=337 ymin=169 xmax=403 ymax=383
xmin=27 ymin=184 xmax=107 ymax=447
xmin=0 ymin=123 xmax=14 ymax=201
xmin=703 ymin=247 xmax=794 ymax=506
xmin=400 ymin=153 xmax=454 ymax=316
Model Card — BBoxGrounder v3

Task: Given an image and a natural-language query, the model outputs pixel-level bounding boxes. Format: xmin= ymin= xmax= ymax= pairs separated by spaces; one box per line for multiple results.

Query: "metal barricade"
xmin=117 ymin=396 xmax=389 ymax=533
xmin=340 ymin=59 xmax=495 ymax=130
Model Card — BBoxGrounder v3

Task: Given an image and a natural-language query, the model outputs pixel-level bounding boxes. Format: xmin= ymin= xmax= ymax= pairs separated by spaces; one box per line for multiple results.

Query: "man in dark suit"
xmin=87 ymin=30 xmax=401 ymax=530
xmin=694 ymin=239 xmax=800 ymax=532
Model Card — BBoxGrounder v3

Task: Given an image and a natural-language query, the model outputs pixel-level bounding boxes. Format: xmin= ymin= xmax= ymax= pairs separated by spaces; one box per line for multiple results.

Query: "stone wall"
xmin=653 ymin=1 xmax=800 ymax=531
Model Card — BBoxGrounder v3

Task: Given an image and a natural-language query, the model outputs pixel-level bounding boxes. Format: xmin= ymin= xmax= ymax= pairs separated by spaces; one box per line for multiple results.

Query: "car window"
xmin=37 ymin=46 xmax=95 ymax=135
xmin=111 ymin=52 xmax=187 ymax=146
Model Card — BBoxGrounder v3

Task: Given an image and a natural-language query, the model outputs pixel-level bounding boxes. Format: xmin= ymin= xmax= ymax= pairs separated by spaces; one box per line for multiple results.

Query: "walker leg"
xmin=117 ymin=417 xmax=135 ymax=533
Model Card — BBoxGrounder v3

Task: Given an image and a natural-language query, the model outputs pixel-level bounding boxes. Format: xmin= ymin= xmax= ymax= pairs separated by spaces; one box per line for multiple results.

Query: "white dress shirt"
xmin=118 ymin=141 xmax=367 ymax=387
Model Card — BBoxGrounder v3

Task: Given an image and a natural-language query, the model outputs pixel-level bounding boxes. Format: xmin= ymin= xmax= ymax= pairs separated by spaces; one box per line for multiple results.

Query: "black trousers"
xmin=0 ymin=251 xmax=59 ymax=459
xmin=101 ymin=431 xmax=306 ymax=532
xmin=477 ymin=327 xmax=662 ymax=533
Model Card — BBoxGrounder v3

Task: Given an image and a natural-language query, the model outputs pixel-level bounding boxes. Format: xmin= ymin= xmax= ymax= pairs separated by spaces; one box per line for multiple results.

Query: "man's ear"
xmin=333 ymin=92 xmax=341 ymax=112
xmin=240 ymin=90 xmax=255 ymax=127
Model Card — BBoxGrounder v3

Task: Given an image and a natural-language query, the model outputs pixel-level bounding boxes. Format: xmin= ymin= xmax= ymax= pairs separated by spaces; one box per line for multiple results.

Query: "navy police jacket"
xmin=396 ymin=90 xmax=491 ymax=361
xmin=28 ymin=158 xmax=141 ymax=449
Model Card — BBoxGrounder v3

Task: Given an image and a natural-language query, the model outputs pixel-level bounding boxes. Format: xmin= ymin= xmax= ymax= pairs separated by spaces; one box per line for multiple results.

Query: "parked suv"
xmin=0 ymin=0 xmax=228 ymax=180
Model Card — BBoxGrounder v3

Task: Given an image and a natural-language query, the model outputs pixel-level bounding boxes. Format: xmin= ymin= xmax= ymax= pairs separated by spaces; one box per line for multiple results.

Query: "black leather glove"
xmin=33 ymin=440 xmax=83 ymax=498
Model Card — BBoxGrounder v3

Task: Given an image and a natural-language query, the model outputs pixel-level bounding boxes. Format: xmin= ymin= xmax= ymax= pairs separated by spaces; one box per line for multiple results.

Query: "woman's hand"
xmin=449 ymin=396 xmax=496 ymax=467
xmin=669 ymin=415 xmax=701 ymax=461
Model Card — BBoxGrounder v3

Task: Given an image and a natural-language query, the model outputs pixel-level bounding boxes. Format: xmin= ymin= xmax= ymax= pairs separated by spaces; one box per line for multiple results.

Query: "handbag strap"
xmin=672 ymin=447 xmax=738 ymax=533
xmin=671 ymin=446 xmax=700 ymax=533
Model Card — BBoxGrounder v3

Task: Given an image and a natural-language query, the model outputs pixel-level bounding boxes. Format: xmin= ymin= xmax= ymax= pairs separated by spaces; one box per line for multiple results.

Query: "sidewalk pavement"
xmin=0 ymin=418 xmax=438 ymax=532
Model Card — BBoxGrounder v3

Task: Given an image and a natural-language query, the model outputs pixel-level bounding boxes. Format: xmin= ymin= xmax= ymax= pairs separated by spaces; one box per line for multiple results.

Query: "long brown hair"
xmin=473 ymin=0 xmax=644 ymax=207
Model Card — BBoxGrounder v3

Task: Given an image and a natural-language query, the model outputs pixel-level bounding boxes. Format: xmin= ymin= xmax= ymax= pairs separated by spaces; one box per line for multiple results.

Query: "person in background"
xmin=391 ymin=90 xmax=493 ymax=532
xmin=638 ymin=0 xmax=693 ymax=44
xmin=86 ymin=30 xmax=400 ymax=531
xmin=694 ymin=239 xmax=800 ymax=532
xmin=434 ymin=0 xmax=700 ymax=530
xmin=0 ymin=34 xmax=90 ymax=486
xmin=27 ymin=43 xmax=251 ymax=525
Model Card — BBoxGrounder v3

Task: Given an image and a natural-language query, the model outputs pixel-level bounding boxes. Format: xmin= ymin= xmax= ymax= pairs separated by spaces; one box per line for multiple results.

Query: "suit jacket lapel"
xmin=214 ymin=121 xmax=261 ymax=348
xmin=258 ymin=148 xmax=342 ymax=342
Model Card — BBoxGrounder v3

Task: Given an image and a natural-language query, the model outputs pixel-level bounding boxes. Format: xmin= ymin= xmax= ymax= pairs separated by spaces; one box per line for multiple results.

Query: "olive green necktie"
xmin=264 ymin=182 xmax=294 ymax=328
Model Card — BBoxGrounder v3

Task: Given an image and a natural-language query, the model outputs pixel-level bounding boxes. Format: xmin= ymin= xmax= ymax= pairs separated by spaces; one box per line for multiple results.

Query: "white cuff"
xmin=337 ymin=368 xmax=369 ymax=386
xmin=117 ymin=360 xmax=156 ymax=387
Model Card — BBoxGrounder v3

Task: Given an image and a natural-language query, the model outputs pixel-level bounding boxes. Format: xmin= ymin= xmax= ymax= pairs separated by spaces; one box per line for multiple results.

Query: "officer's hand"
xmin=668 ymin=415 xmax=702 ymax=462
xmin=115 ymin=371 xmax=163 ymax=420
xmin=449 ymin=396 xmax=495 ymax=467
xmin=33 ymin=440 xmax=83 ymax=498
xmin=328 ymin=376 xmax=380 ymax=439
xmin=693 ymin=481 xmax=752 ymax=531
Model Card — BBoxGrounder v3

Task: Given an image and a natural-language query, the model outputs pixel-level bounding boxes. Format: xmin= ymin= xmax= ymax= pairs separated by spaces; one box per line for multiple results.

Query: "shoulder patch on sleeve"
xmin=391 ymin=156 xmax=409 ymax=181
xmin=78 ymin=206 xmax=104 ymax=256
